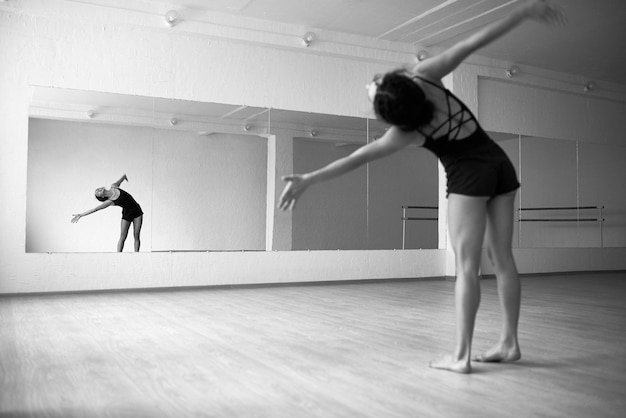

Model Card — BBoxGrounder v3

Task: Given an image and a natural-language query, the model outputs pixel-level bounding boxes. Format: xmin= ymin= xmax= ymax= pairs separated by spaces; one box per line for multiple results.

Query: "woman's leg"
xmin=118 ymin=219 xmax=131 ymax=252
xmin=429 ymin=193 xmax=489 ymax=373
xmin=474 ymin=191 xmax=521 ymax=362
xmin=132 ymin=215 xmax=143 ymax=252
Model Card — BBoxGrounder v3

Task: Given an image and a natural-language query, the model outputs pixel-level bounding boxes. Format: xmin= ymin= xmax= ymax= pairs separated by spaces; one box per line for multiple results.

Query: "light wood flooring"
xmin=1 ymin=272 xmax=625 ymax=418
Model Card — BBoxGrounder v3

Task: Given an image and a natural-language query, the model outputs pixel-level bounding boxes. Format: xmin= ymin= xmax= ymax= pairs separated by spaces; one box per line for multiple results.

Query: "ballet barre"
xmin=401 ymin=205 xmax=438 ymax=249
xmin=517 ymin=206 xmax=605 ymax=247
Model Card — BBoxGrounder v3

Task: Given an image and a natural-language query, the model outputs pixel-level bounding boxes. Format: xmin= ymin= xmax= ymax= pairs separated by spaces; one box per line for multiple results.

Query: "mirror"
xmin=366 ymin=118 xmax=439 ymax=250
xmin=501 ymin=134 xmax=626 ymax=249
xmin=27 ymin=87 xmax=269 ymax=252
xmin=26 ymin=87 xmax=441 ymax=252
xmin=150 ymin=97 xmax=270 ymax=252
xmin=275 ymin=111 xmax=369 ymax=251
xmin=518 ymin=136 xmax=579 ymax=248
xmin=30 ymin=87 xmax=623 ymax=252
xmin=269 ymin=109 xmax=439 ymax=250
xmin=27 ymin=88 xmax=158 ymax=253
xmin=577 ymin=141 xmax=626 ymax=247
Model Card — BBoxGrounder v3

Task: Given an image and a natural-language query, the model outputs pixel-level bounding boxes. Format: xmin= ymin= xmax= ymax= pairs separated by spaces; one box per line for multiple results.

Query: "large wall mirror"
xmin=516 ymin=135 xmax=626 ymax=248
xmin=29 ymin=87 xmax=623 ymax=253
xmin=27 ymin=87 xmax=270 ymax=253
xmin=488 ymin=132 xmax=626 ymax=249
xmin=26 ymin=87 xmax=439 ymax=253
xmin=273 ymin=110 xmax=439 ymax=251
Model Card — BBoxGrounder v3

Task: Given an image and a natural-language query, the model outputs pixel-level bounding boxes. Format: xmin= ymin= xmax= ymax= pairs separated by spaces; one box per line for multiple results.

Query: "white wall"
xmin=3 ymin=1 xmax=626 ymax=294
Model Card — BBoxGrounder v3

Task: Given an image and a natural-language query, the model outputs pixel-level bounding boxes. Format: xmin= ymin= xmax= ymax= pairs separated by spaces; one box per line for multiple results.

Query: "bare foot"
xmin=428 ymin=355 xmax=471 ymax=374
xmin=472 ymin=343 xmax=521 ymax=363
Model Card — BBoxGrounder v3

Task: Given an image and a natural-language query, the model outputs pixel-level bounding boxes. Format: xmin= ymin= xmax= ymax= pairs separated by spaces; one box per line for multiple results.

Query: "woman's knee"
xmin=455 ymin=254 xmax=482 ymax=279
xmin=488 ymin=247 xmax=517 ymax=274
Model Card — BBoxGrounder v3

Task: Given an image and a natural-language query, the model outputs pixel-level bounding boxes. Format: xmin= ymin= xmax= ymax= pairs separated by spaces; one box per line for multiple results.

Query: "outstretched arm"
xmin=71 ymin=200 xmax=114 ymax=223
xmin=279 ymin=127 xmax=419 ymax=211
xmin=111 ymin=174 xmax=128 ymax=188
xmin=416 ymin=0 xmax=565 ymax=79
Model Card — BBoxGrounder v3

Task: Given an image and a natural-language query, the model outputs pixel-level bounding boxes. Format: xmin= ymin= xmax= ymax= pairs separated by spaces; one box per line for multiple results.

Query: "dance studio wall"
xmin=2 ymin=2 xmax=626 ymax=293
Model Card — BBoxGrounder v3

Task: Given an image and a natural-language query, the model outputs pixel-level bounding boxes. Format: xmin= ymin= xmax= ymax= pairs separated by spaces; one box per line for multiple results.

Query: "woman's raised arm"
xmin=415 ymin=0 xmax=565 ymax=80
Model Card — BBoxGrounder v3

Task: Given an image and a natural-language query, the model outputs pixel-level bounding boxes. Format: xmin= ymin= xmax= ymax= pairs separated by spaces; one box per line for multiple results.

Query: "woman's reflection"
xmin=71 ymin=174 xmax=144 ymax=252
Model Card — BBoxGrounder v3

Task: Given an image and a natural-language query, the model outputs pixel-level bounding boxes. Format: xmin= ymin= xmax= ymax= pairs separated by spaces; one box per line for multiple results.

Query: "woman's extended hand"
xmin=525 ymin=0 xmax=566 ymax=25
xmin=71 ymin=214 xmax=81 ymax=223
xmin=279 ymin=174 xmax=309 ymax=211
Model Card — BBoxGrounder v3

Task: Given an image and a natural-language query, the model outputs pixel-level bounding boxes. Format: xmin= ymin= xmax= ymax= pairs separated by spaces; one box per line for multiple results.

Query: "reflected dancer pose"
xmin=72 ymin=174 xmax=144 ymax=252
xmin=279 ymin=0 xmax=565 ymax=373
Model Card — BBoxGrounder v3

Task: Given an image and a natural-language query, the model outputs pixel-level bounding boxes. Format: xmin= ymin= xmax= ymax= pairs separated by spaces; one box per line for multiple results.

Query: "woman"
xmin=72 ymin=174 xmax=144 ymax=252
xmin=279 ymin=0 xmax=565 ymax=373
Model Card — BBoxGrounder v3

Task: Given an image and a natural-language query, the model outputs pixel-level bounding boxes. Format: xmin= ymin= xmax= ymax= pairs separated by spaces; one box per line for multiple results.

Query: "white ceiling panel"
xmin=72 ymin=0 xmax=626 ymax=85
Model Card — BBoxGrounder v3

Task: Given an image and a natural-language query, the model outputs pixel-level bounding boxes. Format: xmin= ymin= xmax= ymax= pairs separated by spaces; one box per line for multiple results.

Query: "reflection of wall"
xmin=292 ymin=139 xmax=368 ymax=250
xmin=368 ymin=146 xmax=438 ymax=250
xmin=27 ymin=119 xmax=267 ymax=252
xmin=520 ymin=137 xmax=579 ymax=247
xmin=292 ymin=140 xmax=438 ymax=250
xmin=151 ymin=131 xmax=267 ymax=251
xmin=579 ymin=143 xmax=626 ymax=247
xmin=27 ymin=119 xmax=153 ymax=252
xmin=507 ymin=135 xmax=625 ymax=248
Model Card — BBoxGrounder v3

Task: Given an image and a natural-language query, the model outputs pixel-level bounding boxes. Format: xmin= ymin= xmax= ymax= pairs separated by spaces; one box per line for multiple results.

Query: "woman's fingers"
xmin=279 ymin=174 xmax=306 ymax=211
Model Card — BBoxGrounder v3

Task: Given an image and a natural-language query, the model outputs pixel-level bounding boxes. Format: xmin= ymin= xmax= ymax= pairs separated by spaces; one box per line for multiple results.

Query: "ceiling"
xmin=32 ymin=1 xmax=626 ymax=134
xmin=143 ymin=0 xmax=626 ymax=87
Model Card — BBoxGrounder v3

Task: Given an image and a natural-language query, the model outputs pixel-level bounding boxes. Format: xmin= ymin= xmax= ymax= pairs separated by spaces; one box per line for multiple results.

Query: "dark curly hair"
xmin=372 ymin=69 xmax=435 ymax=132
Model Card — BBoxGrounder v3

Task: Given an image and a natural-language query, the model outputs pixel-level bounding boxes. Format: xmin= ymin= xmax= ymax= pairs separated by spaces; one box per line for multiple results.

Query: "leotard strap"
xmin=413 ymin=75 xmax=477 ymax=141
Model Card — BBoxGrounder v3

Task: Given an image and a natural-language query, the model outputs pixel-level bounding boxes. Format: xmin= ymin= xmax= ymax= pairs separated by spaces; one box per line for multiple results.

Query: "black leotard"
xmin=112 ymin=188 xmax=143 ymax=221
xmin=414 ymin=75 xmax=520 ymax=197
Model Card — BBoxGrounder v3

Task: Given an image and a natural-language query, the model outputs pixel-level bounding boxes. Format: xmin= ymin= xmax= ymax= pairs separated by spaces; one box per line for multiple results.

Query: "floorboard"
xmin=1 ymin=272 xmax=625 ymax=417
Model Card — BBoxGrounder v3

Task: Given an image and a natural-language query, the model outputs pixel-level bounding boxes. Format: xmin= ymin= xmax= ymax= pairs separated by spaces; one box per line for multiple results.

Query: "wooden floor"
xmin=1 ymin=272 xmax=625 ymax=418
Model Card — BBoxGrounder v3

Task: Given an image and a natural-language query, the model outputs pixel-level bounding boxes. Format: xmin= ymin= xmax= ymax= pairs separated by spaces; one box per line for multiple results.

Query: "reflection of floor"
xmin=1 ymin=272 xmax=624 ymax=417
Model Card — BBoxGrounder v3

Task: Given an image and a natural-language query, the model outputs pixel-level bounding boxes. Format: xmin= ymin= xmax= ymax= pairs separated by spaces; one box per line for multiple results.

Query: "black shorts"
xmin=122 ymin=206 xmax=143 ymax=222
xmin=443 ymin=140 xmax=520 ymax=197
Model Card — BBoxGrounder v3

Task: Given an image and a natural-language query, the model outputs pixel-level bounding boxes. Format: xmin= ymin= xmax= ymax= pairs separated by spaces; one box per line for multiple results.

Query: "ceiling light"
xmin=584 ymin=82 xmax=596 ymax=92
xmin=302 ymin=32 xmax=316 ymax=47
xmin=416 ymin=50 xmax=429 ymax=62
xmin=506 ymin=66 xmax=520 ymax=78
xmin=165 ymin=10 xmax=180 ymax=27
